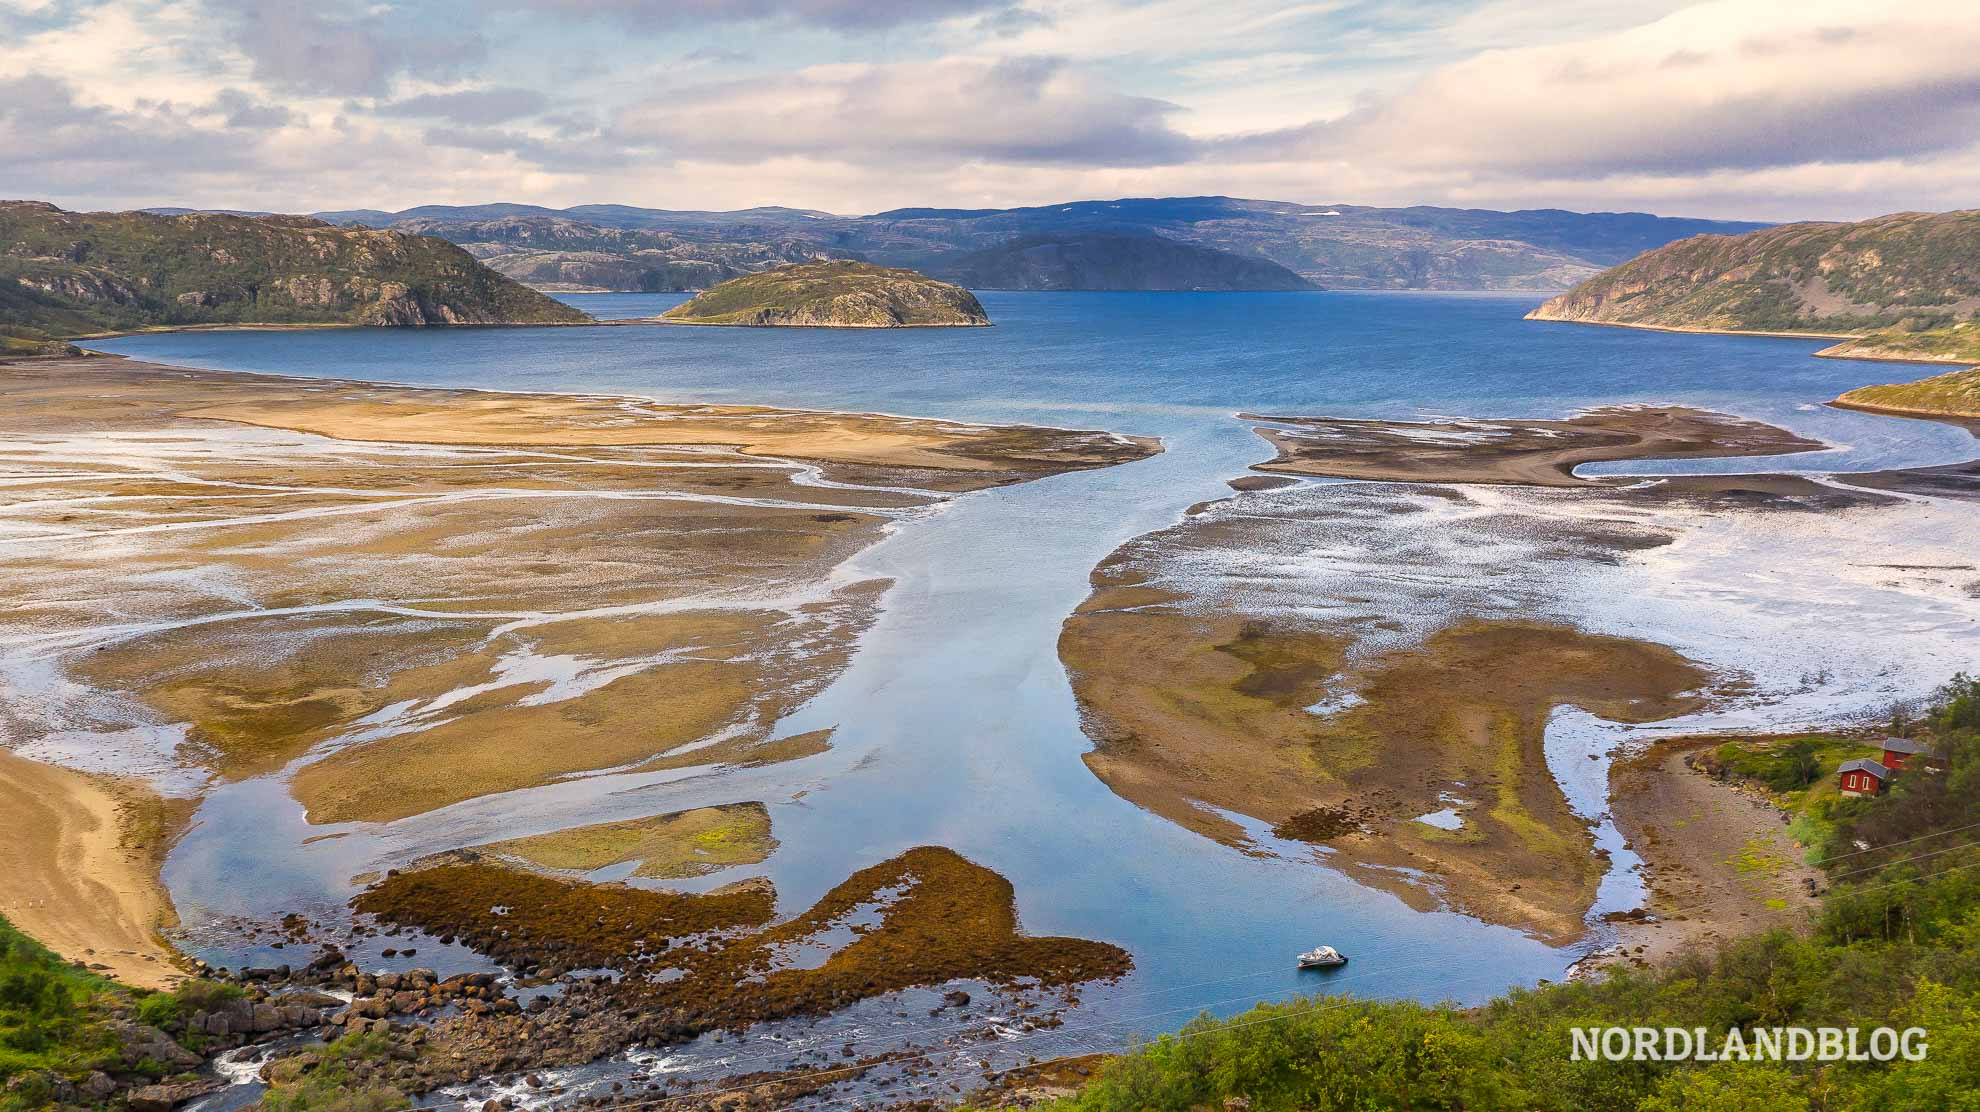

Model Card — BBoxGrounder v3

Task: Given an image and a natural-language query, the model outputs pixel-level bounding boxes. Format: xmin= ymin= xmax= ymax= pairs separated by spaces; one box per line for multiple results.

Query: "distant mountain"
xmin=1529 ymin=210 xmax=1980 ymax=364
xmin=0 ymin=201 xmax=588 ymax=345
xmin=312 ymin=196 xmax=1766 ymax=292
xmin=928 ymin=233 xmax=1315 ymax=291
xmin=661 ymin=261 xmax=989 ymax=328
xmin=390 ymin=215 xmax=836 ymax=292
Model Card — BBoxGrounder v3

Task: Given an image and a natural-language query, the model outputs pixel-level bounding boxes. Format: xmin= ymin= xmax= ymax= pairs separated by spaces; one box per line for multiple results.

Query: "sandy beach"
xmin=0 ymin=749 xmax=188 ymax=988
xmin=1604 ymin=738 xmax=1822 ymax=967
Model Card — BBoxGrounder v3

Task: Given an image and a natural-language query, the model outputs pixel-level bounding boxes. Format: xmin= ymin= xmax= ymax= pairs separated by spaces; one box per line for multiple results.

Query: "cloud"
xmin=614 ymin=55 xmax=1198 ymax=167
xmin=680 ymin=46 xmax=753 ymax=66
xmin=377 ymin=87 xmax=550 ymax=125
xmin=507 ymin=0 xmax=1008 ymax=31
xmin=0 ymin=72 xmax=266 ymax=198
xmin=206 ymin=0 xmax=485 ymax=96
xmin=1221 ymin=0 xmax=1980 ymax=179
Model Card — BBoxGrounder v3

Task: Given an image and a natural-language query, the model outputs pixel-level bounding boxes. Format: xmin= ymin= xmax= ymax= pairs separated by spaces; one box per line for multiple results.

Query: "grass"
xmin=0 ymin=914 xmax=234 ymax=1110
xmin=259 ymin=1032 xmax=411 ymax=1112
xmin=1696 ymin=733 xmax=1873 ymax=862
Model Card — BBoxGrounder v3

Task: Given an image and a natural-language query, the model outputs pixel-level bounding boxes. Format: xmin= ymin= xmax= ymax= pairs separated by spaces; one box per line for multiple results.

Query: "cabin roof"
xmin=1880 ymin=737 xmax=1941 ymax=757
xmin=1839 ymin=758 xmax=1891 ymax=779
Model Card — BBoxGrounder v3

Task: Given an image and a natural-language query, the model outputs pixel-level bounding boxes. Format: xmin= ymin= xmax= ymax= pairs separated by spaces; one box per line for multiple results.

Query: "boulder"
xmin=126 ymin=1079 xmax=224 ymax=1112
xmin=79 ymin=1071 xmax=118 ymax=1101
xmin=111 ymin=1022 xmax=202 ymax=1070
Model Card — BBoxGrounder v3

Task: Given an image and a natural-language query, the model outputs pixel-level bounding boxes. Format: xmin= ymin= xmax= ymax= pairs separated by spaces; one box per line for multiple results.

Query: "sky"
xmin=4 ymin=0 xmax=1979 ymax=221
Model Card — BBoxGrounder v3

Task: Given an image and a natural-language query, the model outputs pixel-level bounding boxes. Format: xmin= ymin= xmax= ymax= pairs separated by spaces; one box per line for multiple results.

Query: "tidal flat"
xmin=1062 ymin=405 xmax=1980 ymax=945
xmin=0 ymin=352 xmax=1155 ymax=984
xmin=26 ymin=291 xmax=1980 ymax=1106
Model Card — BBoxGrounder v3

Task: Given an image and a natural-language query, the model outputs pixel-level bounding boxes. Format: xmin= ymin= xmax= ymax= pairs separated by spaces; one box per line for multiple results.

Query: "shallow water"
xmin=83 ymin=292 xmax=1980 ymax=1048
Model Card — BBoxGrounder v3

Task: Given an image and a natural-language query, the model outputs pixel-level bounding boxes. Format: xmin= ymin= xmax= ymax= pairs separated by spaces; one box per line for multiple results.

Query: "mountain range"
xmin=165 ymin=196 xmax=1766 ymax=294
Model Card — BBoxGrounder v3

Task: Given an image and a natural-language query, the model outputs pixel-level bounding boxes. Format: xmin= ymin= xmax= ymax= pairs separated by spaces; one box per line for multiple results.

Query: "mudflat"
xmin=1057 ymin=405 xmax=1866 ymax=942
xmin=1062 ymin=606 xmax=1707 ymax=942
xmin=0 ymin=352 xmax=1160 ymax=964
xmin=1242 ymin=406 xmax=1824 ymax=486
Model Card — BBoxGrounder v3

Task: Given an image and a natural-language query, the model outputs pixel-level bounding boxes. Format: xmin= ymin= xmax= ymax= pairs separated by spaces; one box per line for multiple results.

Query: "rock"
xmin=79 ymin=1071 xmax=118 ymax=1100
xmin=126 ymin=1078 xmax=224 ymax=1112
xmin=943 ymin=990 xmax=971 ymax=1008
xmin=250 ymin=1002 xmax=285 ymax=1033
xmin=110 ymin=1022 xmax=202 ymax=1070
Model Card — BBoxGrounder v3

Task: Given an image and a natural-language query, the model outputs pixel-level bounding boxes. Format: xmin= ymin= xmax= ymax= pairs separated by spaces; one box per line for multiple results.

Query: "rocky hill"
xmin=1528 ymin=210 xmax=1980 ymax=364
xmin=1 ymin=201 xmax=588 ymax=345
xmin=390 ymin=215 xmax=835 ymax=292
xmin=306 ymin=197 xmax=1765 ymax=292
xmin=929 ymin=232 xmax=1315 ymax=291
xmin=660 ymin=261 xmax=989 ymax=327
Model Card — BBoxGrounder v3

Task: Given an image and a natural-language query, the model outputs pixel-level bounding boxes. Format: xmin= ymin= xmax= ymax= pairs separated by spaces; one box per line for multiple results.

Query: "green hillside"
xmin=1528 ymin=209 xmax=1980 ymax=367
xmin=660 ymin=260 xmax=989 ymax=327
xmin=0 ymin=201 xmax=588 ymax=345
xmin=1838 ymin=366 xmax=1980 ymax=421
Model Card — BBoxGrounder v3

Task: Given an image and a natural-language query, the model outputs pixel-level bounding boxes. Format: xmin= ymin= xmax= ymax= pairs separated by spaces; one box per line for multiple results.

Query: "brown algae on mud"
xmin=354 ymin=859 xmax=777 ymax=972
xmin=1063 ymin=605 xmax=1709 ymax=941
xmin=473 ymin=802 xmax=776 ymax=879
xmin=354 ymin=846 xmax=1131 ymax=1032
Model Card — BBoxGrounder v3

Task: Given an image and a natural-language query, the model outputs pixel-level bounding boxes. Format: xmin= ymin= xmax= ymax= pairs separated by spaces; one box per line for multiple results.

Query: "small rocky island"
xmin=659 ymin=259 xmax=990 ymax=327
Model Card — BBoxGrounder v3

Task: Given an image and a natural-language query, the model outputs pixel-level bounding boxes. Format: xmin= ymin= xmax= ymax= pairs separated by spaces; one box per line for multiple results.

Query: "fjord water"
xmin=91 ymin=292 xmax=1979 ymax=1032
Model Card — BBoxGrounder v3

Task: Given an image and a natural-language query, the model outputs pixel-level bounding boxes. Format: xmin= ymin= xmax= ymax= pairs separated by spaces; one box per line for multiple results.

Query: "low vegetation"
xmin=1529 ymin=209 xmax=1980 ymax=370
xmin=660 ymin=260 xmax=990 ymax=327
xmin=257 ymin=1032 xmax=411 ymax=1112
xmin=0 ymin=914 xmax=231 ymax=1111
xmin=0 ymin=200 xmax=589 ymax=343
xmin=1031 ymin=675 xmax=1980 ymax=1111
xmin=1837 ymin=365 xmax=1980 ymax=422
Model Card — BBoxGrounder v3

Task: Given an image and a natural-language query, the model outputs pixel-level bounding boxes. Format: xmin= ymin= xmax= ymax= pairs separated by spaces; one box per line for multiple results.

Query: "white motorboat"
xmin=1297 ymin=945 xmax=1347 ymax=969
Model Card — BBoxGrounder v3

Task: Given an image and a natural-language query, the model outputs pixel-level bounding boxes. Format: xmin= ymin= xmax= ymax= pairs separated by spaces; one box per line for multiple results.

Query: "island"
xmin=0 ymin=200 xmax=588 ymax=353
xmin=657 ymin=259 xmax=990 ymax=327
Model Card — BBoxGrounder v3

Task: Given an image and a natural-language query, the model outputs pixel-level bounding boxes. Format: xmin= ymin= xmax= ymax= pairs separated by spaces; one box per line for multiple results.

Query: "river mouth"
xmin=21 ymin=290 xmax=1980 ymax=1102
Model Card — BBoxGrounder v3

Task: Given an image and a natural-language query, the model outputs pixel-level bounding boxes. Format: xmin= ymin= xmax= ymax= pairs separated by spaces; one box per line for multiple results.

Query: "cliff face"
xmin=660 ymin=261 xmax=989 ymax=327
xmin=0 ymin=201 xmax=590 ymax=342
xmin=1528 ymin=210 xmax=1980 ymax=362
xmin=929 ymin=233 xmax=1317 ymax=291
